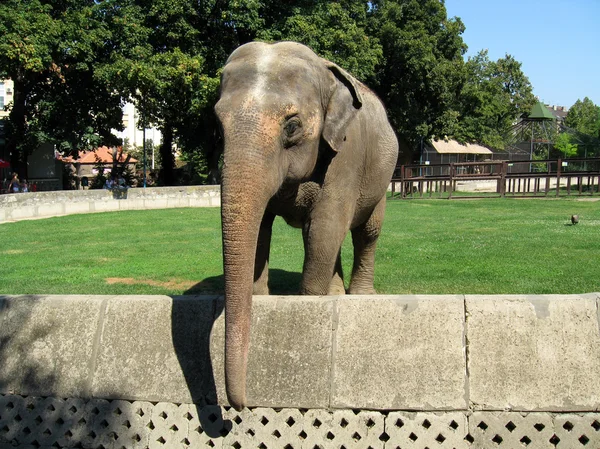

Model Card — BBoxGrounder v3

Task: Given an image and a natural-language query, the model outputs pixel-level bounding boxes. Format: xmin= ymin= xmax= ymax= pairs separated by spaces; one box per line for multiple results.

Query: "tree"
xmin=563 ymin=97 xmax=600 ymax=157
xmin=162 ymin=0 xmax=385 ymax=183
xmin=554 ymin=132 xmax=578 ymax=158
xmin=95 ymin=0 xmax=222 ymax=185
xmin=455 ymin=50 xmax=536 ymax=150
xmin=367 ymin=0 xmax=467 ymax=152
xmin=2 ymin=0 xmax=539 ymax=183
xmin=265 ymin=1 xmax=383 ymax=80
xmin=565 ymin=97 xmax=600 ymax=139
xmin=0 ymin=0 xmax=124 ymax=175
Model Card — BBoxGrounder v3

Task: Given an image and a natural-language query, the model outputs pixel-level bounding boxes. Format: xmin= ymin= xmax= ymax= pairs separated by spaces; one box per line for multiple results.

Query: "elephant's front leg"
xmin=253 ymin=211 xmax=275 ymax=295
xmin=348 ymin=197 xmax=386 ymax=294
xmin=300 ymin=212 xmax=348 ymax=295
xmin=329 ymin=251 xmax=346 ymax=295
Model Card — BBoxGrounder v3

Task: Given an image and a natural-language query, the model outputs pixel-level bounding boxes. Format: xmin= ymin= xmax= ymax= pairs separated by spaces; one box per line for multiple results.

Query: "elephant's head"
xmin=215 ymin=41 xmax=362 ymax=410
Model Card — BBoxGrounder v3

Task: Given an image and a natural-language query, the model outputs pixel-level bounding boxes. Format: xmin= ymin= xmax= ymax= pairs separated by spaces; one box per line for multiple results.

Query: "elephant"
xmin=215 ymin=41 xmax=398 ymax=410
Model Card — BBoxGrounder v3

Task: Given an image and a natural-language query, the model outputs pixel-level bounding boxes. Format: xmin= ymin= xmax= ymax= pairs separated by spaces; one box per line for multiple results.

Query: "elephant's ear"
xmin=322 ymin=62 xmax=363 ymax=153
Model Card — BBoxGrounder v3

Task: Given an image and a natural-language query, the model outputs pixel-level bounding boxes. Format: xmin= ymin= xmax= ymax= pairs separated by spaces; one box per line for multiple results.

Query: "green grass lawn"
xmin=1 ymin=198 xmax=599 ymax=295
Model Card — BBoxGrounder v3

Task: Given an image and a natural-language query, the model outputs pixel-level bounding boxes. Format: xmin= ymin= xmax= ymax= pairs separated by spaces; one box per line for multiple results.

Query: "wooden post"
xmin=449 ymin=163 xmax=454 ymax=199
xmin=400 ymin=165 xmax=405 ymax=198
xmin=499 ymin=162 xmax=507 ymax=197
xmin=556 ymin=159 xmax=561 ymax=197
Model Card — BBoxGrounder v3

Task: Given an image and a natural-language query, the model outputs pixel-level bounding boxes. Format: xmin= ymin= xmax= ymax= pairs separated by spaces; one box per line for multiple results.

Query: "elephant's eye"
xmin=283 ymin=117 xmax=302 ymax=148
xmin=284 ymin=117 xmax=302 ymax=136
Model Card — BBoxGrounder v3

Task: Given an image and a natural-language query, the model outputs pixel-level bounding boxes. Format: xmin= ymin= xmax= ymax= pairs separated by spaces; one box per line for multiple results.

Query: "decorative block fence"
xmin=1 ymin=293 xmax=600 ymax=448
xmin=0 ymin=186 xmax=221 ymax=223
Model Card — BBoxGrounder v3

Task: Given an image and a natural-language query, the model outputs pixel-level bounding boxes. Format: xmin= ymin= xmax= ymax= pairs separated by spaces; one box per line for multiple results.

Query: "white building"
xmin=0 ymin=80 xmax=14 ymax=176
xmin=112 ymin=102 xmax=163 ymax=171
xmin=114 ymin=101 xmax=162 ymax=149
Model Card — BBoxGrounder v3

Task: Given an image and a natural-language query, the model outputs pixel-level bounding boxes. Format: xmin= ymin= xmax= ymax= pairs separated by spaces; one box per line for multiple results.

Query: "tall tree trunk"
xmin=160 ymin=124 xmax=175 ymax=185
xmin=6 ymin=75 xmax=30 ymax=178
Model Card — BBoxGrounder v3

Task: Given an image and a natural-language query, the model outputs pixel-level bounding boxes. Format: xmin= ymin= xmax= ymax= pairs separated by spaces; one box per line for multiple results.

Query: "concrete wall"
xmin=2 ymin=293 xmax=600 ymax=448
xmin=0 ymin=185 xmax=221 ymax=223
xmin=2 ymin=293 xmax=599 ymax=411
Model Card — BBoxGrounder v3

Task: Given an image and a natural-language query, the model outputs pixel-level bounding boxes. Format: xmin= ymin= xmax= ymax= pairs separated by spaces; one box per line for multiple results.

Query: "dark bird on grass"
xmin=571 ymin=214 xmax=579 ymax=225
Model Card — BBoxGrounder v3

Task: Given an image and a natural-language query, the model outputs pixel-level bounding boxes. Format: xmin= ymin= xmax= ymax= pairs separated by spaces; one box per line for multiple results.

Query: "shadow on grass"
xmin=184 ymin=269 xmax=303 ymax=295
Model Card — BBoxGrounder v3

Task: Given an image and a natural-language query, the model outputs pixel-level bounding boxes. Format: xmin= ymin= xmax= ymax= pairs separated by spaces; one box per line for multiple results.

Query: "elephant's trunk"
xmin=220 ymin=144 xmax=281 ymax=411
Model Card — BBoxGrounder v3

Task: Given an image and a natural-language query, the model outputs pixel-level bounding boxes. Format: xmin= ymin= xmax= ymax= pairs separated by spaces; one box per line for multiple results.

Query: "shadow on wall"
xmin=0 ymin=270 xmax=304 ymax=446
xmin=170 ymin=296 xmax=231 ymax=438
xmin=0 ymin=297 xmax=58 ymax=398
xmin=171 ymin=269 xmax=303 ymax=437
xmin=0 ymin=295 xmax=233 ymax=445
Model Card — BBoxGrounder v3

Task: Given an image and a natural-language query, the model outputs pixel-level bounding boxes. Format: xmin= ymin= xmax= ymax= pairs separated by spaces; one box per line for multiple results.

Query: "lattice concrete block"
xmin=183 ymin=404 xmax=229 ymax=447
xmin=92 ymin=295 xmax=220 ymax=404
xmin=554 ymin=413 xmax=600 ymax=448
xmin=467 ymin=294 xmax=600 ymax=411
xmin=211 ymin=296 xmax=334 ymax=408
xmin=332 ymin=295 xmax=466 ymax=410
xmin=386 ymin=411 xmax=468 ymax=448
xmin=467 ymin=412 xmax=594 ymax=449
xmin=4 ymin=394 xmax=600 ymax=449
xmin=220 ymin=407 xmax=303 ymax=449
xmin=0 ymin=295 xmax=108 ymax=398
xmin=146 ymin=402 xmax=190 ymax=449
xmin=302 ymin=409 xmax=385 ymax=449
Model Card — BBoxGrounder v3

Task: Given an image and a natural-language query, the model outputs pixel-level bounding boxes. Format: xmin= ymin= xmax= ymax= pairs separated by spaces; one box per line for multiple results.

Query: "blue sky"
xmin=444 ymin=0 xmax=600 ymax=109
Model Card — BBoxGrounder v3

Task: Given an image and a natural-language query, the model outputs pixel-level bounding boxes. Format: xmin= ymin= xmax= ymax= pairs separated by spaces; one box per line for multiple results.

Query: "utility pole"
xmin=142 ymin=104 xmax=147 ymax=189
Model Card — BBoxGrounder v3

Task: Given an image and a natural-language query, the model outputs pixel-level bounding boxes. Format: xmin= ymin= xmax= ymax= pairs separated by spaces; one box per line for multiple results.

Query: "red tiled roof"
xmin=63 ymin=146 xmax=138 ymax=164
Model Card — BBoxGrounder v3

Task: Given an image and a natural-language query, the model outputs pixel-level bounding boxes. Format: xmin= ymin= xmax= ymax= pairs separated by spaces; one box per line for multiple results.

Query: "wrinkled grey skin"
xmin=215 ymin=41 xmax=398 ymax=410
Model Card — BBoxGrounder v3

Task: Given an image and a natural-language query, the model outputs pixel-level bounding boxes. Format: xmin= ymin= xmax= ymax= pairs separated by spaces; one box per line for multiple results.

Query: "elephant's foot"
xmin=347 ymin=281 xmax=376 ymax=295
xmin=328 ymin=285 xmax=346 ymax=295
xmin=253 ymin=279 xmax=269 ymax=295
xmin=327 ymin=270 xmax=346 ymax=295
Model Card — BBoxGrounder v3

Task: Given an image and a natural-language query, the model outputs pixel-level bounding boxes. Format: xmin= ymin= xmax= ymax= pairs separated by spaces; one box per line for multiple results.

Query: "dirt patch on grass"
xmin=105 ymin=277 xmax=197 ymax=290
xmin=3 ymin=249 xmax=25 ymax=255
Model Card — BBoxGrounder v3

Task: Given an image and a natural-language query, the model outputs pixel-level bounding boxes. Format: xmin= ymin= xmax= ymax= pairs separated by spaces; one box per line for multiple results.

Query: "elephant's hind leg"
xmin=348 ymin=197 xmax=386 ymax=294
xmin=253 ymin=211 xmax=275 ymax=295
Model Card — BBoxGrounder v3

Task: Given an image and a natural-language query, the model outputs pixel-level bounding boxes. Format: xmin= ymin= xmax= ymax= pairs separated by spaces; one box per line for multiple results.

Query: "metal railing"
xmin=390 ymin=158 xmax=600 ymax=199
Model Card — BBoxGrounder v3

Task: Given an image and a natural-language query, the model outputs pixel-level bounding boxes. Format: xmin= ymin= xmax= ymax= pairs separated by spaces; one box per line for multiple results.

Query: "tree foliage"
xmin=454 ymin=50 xmax=536 ymax=150
xmin=368 ymin=0 xmax=467 ymax=147
xmin=563 ymin=97 xmax=600 ymax=157
xmin=553 ymin=132 xmax=578 ymax=158
xmin=565 ymin=97 xmax=600 ymax=139
xmin=0 ymin=0 xmax=123 ymax=173
xmin=3 ymin=0 xmax=568 ymax=182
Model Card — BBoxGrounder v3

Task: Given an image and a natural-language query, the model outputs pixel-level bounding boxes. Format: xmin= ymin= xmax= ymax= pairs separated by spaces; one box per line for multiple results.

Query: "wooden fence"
xmin=390 ymin=158 xmax=600 ymax=199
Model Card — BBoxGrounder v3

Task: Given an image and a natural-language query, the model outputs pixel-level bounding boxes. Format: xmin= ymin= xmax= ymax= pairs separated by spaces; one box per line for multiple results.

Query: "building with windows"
xmin=114 ymin=102 xmax=161 ymax=147
xmin=0 ymin=79 xmax=13 ymax=115
xmin=0 ymin=80 xmax=163 ymax=188
xmin=0 ymin=80 xmax=13 ymax=180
